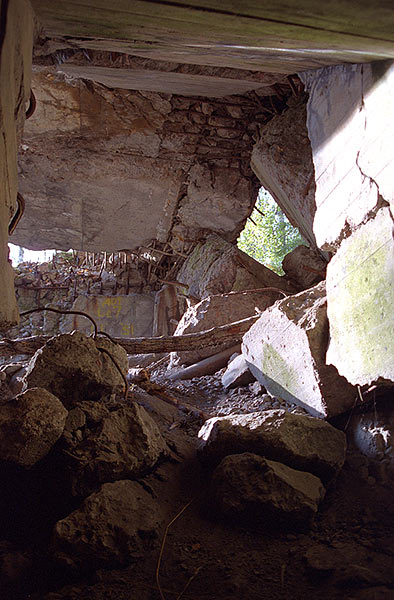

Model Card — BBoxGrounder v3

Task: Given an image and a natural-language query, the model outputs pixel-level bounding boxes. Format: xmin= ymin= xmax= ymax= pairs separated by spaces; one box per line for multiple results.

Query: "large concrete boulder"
xmin=300 ymin=62 xmax=394 ymax=251
xmin=53 ymin=480 xmax=164 ymax=569
xmin=221 ymin=354 xmax=255 ymax=389
xmin=62 ymin=403 xmax=168 ymax=496
xmin=210 ymin=453 xmax=325 ymax=528
xmin=24 ymin=331 xmax=128 ymax=408
xmin=198 ymin=409 xmax=346 ymax=483
xmin=177 ymin=234 xmax=292 ymax=300
xmin=326 ymin=207 xmax=394 ymax=387
xmin=251 ymin=94 xmax=317 ymax=249
xmin=0 ymin=388 xmax=67 ymax=467
xmin=242 ymin=281 xmax=356 ymax=418
xmin=170 ymin=286 xmax=283 ymax=366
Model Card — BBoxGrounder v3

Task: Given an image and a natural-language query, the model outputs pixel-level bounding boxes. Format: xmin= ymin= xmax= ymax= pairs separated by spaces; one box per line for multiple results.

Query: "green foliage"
xmin=237 ymin=189 xmax=305 ymax=275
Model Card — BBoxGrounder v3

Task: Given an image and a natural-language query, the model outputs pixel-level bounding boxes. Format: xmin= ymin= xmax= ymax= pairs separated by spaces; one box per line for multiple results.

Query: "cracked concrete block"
xmin=300 ymin=61 xmax=394 ymax=251
xmin=221 ymin=354 xmax=255 ymax=389
xmin=0 ymin=388 xmax=67 ymax=467
xmin=242 ymin=282 xmax=356 ymax=418
xmin=326 ymin=207 xmax=394 ymax=386
xmin=210 ymin=453 xmax=325 ymax=528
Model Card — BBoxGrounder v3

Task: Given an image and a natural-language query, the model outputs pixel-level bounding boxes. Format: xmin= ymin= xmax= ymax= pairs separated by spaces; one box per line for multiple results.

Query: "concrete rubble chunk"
xmin=221 ymin=354 xmax=255 ymax=389
xmin=210 ymin=453 xmax=325 ymax=528
xmin=326 ymin=207 xmax=394 ymax=387
xmin=282 ymin=245 xmax=327 ymax=291
xmin=0 ymin=388 xmax=67 ymax=467
xmin=53 ymin=480 xmax=164 ymax=569
xmin=251 ymin=94 xmax=317 ymax=249
xmin=242 ymin=281 xmax=356 ymax=418
xmin=23 ymin=331 xmax=128 ymax=408
xmin=170 ymin=283 xmax=284 ymax=366
xmin=63 ymin=403 xmax=168 ymax=496
xmin=198 ymin=409 xmax=346 ymax=483
xmin=177 ymin=234 xmax=292 ymax=300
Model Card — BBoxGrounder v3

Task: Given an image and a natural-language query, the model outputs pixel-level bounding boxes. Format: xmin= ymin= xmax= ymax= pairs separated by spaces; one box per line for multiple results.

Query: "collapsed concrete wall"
xmin=14 ymin=69 xmax=261 ymax=254
xmin=301 ymin=61 xmax=394 ymax=389
xmin=0 ymin=0 xmax=34 ymax=329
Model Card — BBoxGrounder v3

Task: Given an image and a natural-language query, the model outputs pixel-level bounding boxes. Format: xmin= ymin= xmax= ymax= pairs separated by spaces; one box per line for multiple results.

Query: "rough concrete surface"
xmin=24 ymin=331 xmax=128 ymax=408
xmin=242 ymin=282 xmax=356 ymax=418
xmin=221 ymin=354 xmax=255 ymax=389
xmin=62 ymin=403 xmax=168 ymax=496
xmin=62 ymin=294 xmax=154 ymax=338
xmin=198 ymin=409 xmax=346 ymax=483
xmin=170 ymin=282 xmax=283 ymax=366
xmin=177 ymin=234 xmax=291 ymax=300
xmin=210 ymin=452 xmax=325 ymax=528
xmin=0 ymin=387 xmax=67 ymax=467
xmin=326 ymin=207 xmax=394 ymax=386
xmin=53 ymin=480 xmax=164 ymax=569
xmin=301 ymin=61 xmax=394 ymax=251
xmin=251 ymin=95 xmax=317 ymax=249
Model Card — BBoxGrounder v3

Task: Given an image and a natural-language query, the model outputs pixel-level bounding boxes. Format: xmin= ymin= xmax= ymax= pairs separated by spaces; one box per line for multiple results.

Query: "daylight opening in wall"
xmin=8 ymin=244 xmax=57 ymax=266
xmin=237 ymin=187 xmax=305 ymax=275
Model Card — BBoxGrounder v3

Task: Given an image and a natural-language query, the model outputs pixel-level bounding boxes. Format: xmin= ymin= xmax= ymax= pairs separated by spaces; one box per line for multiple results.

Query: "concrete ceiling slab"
xmin=56 ymin=64 xmax=269 ymax=97
xmin=31 ymin=0 xmax=394 ymax=74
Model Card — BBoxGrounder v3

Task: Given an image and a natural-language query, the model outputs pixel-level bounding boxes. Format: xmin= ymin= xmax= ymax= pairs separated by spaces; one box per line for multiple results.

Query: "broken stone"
xmin=221 ymin=354 xmax=255 ymax=389
xmin=282 ymin=245 xmax=327 ymax=290
xmin=210 ymin=453 xmax=325 ymax=528
xmin=242 ymin=281 xmax=356 ymax=418
xmin=198 ymin=409 xmax=346 ymax=483
xmin=64 ymin=407 xmax=86 ymax=433
xmin=53 ymin=480 xmax=164 ymax=569
xmin=177 ymin=234 xmax=292 ymax=300
xmin=170 ymin=284 xmax=283 ymax=366
xmin=0 ymin=388 xmax=67 ymax=467
xmin=62 ymin=402 xmax=168 ymax=496
xmin=326 ymin=207 xmax=394 ymax=387
xmin=24 ymin=331 xmax=128 ymax=409
xmin=249 ymin=381 xmax=265 ymax=396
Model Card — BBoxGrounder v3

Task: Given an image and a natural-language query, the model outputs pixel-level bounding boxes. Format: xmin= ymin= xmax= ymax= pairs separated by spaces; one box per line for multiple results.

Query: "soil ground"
xmin=1 ymin=364 xmax=394 ymax=600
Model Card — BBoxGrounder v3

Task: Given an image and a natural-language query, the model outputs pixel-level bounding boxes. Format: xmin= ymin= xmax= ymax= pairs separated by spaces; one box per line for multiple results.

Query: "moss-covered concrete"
xmin=326 ymin=207 xmax=394 ymax=386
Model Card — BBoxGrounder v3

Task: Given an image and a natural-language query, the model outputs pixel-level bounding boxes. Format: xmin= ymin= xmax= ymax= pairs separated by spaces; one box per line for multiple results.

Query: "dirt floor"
xmin=1 ymin=363 xmax=394 ymax=600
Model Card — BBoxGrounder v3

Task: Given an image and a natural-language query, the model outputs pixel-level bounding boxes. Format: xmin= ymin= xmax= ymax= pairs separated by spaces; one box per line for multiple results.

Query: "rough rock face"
xmin=210 ymin=453 xmax=325 ymax=528
xmin=53 ymin=480 xmax=164 ymax=569
xmin=251 ymin=95 xmax=317 ymax=249
xmin=177 ymin=234 xmax=292 ymax=300
xmin=326 ymin=207 xmax=394 ymax=387
xmin=198 ymin=409 xmax=346 ymax=483
xmin=0 ymin=0 xmax=34 ymax=329
xmin=24 ymin=331 xmax=128 ymax=408
xmin=282 ymin=245 xmax=327 ymax=290
xmin=242 ymin=281 xmax=356 ymax=418
xmin=0 ymin=388 xmax=67 ymax=467
xmin=170 ymin=284 xmax=284 ymax=366
xmin=221 ymin=354 xmax=255 ymax=389
xmin=62 ymin=402 xmax=168 ymax=496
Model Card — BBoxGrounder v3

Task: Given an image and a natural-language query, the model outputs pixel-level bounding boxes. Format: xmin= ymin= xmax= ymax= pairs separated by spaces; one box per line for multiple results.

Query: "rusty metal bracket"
xmin=25 ymin=89 xmax=36 ymax=120
xmin=8 ymin=192 xmax=25 ymax=235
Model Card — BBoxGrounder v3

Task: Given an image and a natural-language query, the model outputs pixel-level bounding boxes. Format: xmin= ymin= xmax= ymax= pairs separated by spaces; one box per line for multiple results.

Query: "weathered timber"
xmin=0 ymin=315 xmax=260 ymax=358
xmin=168 ymin=344 xmax=241 ymax=381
